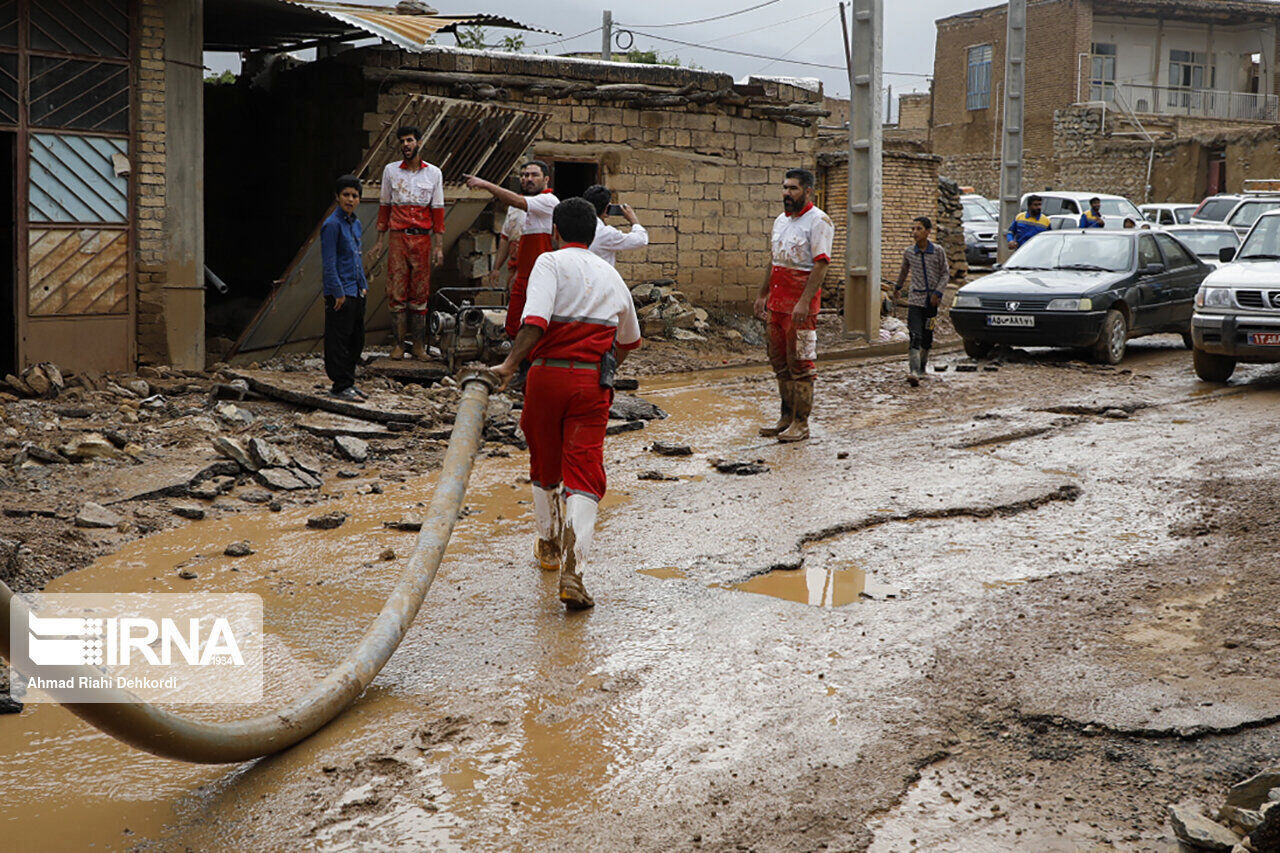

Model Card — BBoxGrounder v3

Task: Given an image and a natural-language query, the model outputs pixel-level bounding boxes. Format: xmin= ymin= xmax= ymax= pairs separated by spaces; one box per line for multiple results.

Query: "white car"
xmin=1019 ymin=191 xmax=1144 ymax=230
xmin=1222 ymin=195 xmax=1280 ymax=238
xmin=1140 ymin=203 xmax=1196 ymax=226
xmin=1161 ymin=225 xmax=1241 ymax=270
xmin=1190 ymin=208 xmax=1280 ymax=382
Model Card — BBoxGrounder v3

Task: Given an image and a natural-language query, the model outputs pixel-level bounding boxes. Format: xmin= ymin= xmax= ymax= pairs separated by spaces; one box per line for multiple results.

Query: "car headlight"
xmin=1046 ymin=298 xmax=1093 ymax=311
xmin=964 ymin=230 xmax=978 ymax=245
xmin=1196 ymin=287 xmax=1232 ymax=308
xmin=953 ymin=294 xmax=981 ymax=309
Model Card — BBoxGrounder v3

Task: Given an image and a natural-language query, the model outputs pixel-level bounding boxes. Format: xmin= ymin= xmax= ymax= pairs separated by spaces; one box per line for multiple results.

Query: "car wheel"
xmin=963 ymin=338 xmax=993 ymax=359
xmin=1192 ymin=348 xmax=1236 ymax=383
xmin=1181 ymin=331 xmax=1194 ymax=349
xmin=1092 ymin=309 xmax=1128 ymax=365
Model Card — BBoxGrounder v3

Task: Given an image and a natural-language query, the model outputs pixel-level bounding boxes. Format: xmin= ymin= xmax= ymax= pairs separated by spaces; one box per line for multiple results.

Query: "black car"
xmin=951 ymin=230 xmax=1212 ymax=364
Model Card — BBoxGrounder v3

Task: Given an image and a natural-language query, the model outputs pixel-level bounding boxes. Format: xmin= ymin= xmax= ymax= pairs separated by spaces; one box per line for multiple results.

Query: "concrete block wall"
xmin=355 ymin=48 xmax=825 ymax=308
xmin=134 ymin=0 xmax=168 ymax=364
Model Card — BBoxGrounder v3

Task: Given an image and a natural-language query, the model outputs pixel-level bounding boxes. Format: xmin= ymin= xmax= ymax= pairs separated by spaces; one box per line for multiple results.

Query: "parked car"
xmin=1019 ymin=191 xmax=1144 ymax=230
xmin=1189 ymin=193 xmax=1245 ymax=225
xmin=1190 ymin=208 xmax=1280 ymax=382
xmin=1161 ymin=225 xmax=1240 ymax=269
xmin=1223 ymin=195 xmax=1280 ymax=238
xmin=961 ymin=194 xmax=999 ymax=267
xmin=1140 ymin=203 xmax=1196 ymax=226
xmin=951 ymin=229 xmax=1212 ymax=364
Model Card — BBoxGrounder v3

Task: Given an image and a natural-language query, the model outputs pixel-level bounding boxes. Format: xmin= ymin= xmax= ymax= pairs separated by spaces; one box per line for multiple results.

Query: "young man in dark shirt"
xmin=321 ymin=174 xmax=369 ymax=401
xmin=895 ymin=216 xmax=950 ymax=386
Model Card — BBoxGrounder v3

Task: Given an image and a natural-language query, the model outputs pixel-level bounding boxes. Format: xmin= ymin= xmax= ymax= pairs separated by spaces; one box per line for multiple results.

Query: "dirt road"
xmin=4 ymin=336 xmax=1280 ymax=851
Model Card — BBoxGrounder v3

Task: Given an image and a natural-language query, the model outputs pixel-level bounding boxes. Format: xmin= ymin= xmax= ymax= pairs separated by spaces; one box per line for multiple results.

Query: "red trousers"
xmin=387 ymin=231 xmax=432 ymax=315
xmin=767 ymin=309 xmax=818 ymax=381
xmin=521 ymin=364 xmax=611 ymax=501
xmin=505 ymin=275 xmax=528 ymax=339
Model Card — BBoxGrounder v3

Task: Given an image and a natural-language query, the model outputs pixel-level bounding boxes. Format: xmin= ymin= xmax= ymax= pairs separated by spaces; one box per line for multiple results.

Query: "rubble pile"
xmin=1168 ymin=766 xmax=1280 ymax=852
xmin=630 ymin=279 xmax=713 ymax=342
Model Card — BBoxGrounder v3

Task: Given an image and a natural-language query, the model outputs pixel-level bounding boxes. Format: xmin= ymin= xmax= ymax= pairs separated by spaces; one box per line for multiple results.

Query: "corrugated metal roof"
xmin=282 ymin=1 xmax=554 ymax=52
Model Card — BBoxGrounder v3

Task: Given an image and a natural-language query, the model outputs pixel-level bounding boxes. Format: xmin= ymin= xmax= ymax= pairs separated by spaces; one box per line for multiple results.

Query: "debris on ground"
xmin=306 ymin=512 xmax=349 ymax=530
xmin=650 ymin=441 xmax=692 ymax=456
xmin=710 ymin=458 xmax=770 ymax=476
xmin=223 ymin=541 xmax=254 ymax=557
xmin=638 ymin=470 xmax=680 ymax=481
xmin=75 ymin=502 xmax=123 ymax=530
xmin=630 ymin=278 xmax=712 ymax=340
xmin=1166 ymin=767 xmax=1280 ymax=852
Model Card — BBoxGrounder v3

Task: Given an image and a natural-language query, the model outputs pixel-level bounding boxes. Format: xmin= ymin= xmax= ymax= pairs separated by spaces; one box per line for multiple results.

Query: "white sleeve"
xmin=502 ymin=209 xmax=525 ymax=240
xmin=522 ymin=253 xmax=557 ymax=326
xmin=811 ymin=214 xmax=835 ymax=261
xmin=431 ymin=166 xmax=444 ymax=208
xmin=380 ymin=164 xmax=392 ymax=205
xmin=616 ymin=222 xmax=648 ymax=251
xmin=616 ymin=285 xmax=642 ymax=349
xmin=527 ymin=193 xmax=558 ymax=218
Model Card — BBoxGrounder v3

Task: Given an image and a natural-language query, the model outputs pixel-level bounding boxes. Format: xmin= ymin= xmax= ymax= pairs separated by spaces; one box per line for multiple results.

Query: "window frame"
xmin=966 ymin=44 xmax=992 ymax=111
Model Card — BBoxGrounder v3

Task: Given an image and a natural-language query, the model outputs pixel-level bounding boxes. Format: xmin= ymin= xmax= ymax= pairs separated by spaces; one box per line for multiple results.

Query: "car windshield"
xmin=1097 ymin=198 xmax=1143 ymax=219
xmin=1236 ymin=216 xmax=1280 ymax=260
xmin=1175 ymin=207 xmax=1193 ymax=224
xmin=1005 ymin=233 xmax=1132 ymax=271
xmin=1195 ymin=197 xmax=1239 ymax=221
xmin=1168 ymin=229 xmax=1239 ymax=257
xmin=1228 ymin=200 xmax=1280 ymax=228
xmin=962 ymin=199 xmax=995 ymax=222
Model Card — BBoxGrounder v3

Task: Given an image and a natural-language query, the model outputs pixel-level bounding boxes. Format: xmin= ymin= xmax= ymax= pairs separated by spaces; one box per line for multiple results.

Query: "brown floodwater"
xmin=713 ymin=561 xmax=898 ymax=607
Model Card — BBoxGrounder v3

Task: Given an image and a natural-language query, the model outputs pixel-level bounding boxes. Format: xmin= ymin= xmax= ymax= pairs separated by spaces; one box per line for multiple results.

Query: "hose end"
xmin=457 ymin=367 xmax=500 ymax=391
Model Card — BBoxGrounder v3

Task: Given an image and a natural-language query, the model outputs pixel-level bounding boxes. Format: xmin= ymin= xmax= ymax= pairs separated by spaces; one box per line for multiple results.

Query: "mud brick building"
xmin=931 ymin=0 xmax=1280 ymax=197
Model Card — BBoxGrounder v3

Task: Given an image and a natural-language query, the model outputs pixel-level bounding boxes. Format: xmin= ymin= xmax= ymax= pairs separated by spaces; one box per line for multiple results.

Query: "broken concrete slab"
xmin=291 ymin=451 xmax=325 ymax=476
xmin=239 ymin=489 xmax=272 ymax=504
xmin=364 ymin=358 xmax=448 ymax=386
xmin=638 ymin=470 xmax=679 ymax=481
xmin=216 ymin=402 xmax=254 ymax=427
xmin=224 ymin=540 xmax=254 ymax=557
xmin=290 ymin=468 xmax=322 ymax=489
xmin=306 ymin=511 xmax=348 ymax=530
xmin=610 ymin=393 xmax=667 ymax=421
xmin=606 ymin=419 xmax=645 ymax=435
xmin=24 ymin=445 xmax=69 ymax=464
xmin=334 ymin=435 xmax=369 ymax=462
xmin=248 ymin=437 xmax=291 ymax=470
xmin=1168 ymin=804 xmax=1241 ymax=851
xmin=1224 ymin=769 xmax=1280 ymax=813
xmin=231 ymin=369 xmax=426 ymax=424
xmin=651 ymin=441 xmax=692 ymax=456
xmin=75 ymin=502 xmax=122 ymax=529
xmin=172 ymin=505 xmax=206 ymax=520
xmin=60 ymin=433 xmax=124 ymax=462
xmin=384 ymin=519 xmax=423 ymax=531
xmin=187 ymin=482 xmax=221 ymax=501
xmin=712 ymin=459 xmax=769 ymax=476
xmin=255 ymin=468 xmax=308 ymax=491
xmin=100 ymin=453 xmax=239 ymax=504
xmin=214 ymin=437 xmax=256 ymax=471
xmin=299 ymin=411 xmax=393 ymax=439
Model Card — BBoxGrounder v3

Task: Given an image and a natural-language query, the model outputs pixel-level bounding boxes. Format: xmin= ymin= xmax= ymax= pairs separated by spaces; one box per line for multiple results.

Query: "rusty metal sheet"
xmin=277 ymin=2 xmax=553 ymax=52
xmin=28 ymin=133 xmax=129 ymax=224
xmin=27 ymin=228 xmax=128 ymax=316
xmin=228 ymin=95 xmax=549 ymax=362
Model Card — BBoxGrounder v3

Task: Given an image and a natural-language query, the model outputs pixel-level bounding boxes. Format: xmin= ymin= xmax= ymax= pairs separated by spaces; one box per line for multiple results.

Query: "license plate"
xmin=1248 ymin=332 xmax=1280 ymax=346
xmin=987 ymin=315 xmax=1035 ymax=327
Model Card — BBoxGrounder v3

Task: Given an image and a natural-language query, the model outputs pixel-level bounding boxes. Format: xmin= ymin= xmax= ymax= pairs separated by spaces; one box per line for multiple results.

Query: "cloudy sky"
xmin=217 ymin=1 xmax=992 ymax=107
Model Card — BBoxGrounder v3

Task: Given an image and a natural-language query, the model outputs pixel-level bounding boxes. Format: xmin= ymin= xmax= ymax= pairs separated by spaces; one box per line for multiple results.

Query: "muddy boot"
xmin=907 ymin=348 xmax=922 ymax=387
xmin=777 ymin=381 xmax=813 ymax=442
xmin=921 ymin=348 xmax=931 ymax=374
xmin=410 ymin=313 xmax=428 ymax=361
xmin=758 ymin=378 xmax=794 ymax=437
xmin=531 ymin=486 xmax=563 ymax=572
xmin=389 ymin=312 xmax=407 ymax=360
xmin=558 ymin=494 xmax=597 ymax=610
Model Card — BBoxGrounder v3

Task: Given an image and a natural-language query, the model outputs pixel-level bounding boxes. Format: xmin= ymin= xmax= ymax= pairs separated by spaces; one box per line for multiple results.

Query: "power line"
xmin=623 ymin=29 xmax=845 ymax=70
xmin=622 ymin=0 xmax=782 ymax=29
xmin=754 ymin=12 xmax=840 ymax=74
xmin=522 ymin=25 xmax=603 ymax=50
xmin=698 ymin=5 xmax=834 ymax=46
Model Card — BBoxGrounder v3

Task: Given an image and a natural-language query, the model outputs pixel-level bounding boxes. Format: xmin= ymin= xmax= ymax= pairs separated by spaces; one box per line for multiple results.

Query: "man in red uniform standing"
xmin=374 ymin=126 xmax=445 ymax=360
xmin=491 ymin=198 xmax=642 ymax=611
xmin=753 ymin=168 xmax=834 ymax=442
xmin=464 ymin=162 xmax=559 ymax=339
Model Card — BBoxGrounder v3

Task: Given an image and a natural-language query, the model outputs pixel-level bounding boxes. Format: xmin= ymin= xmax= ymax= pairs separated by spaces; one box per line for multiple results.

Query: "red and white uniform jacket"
xmin=501 ymin=206 xmax=526 ymax=270
xmin=514 ymin=191 xmax=559 ymax=281
xmin=767 ymin=203 xmax=834 ymax=313
xmin=377 ymin=159 xmax=446 ymax=234
xmin=522 ymin=245 xmax=642 ymax=362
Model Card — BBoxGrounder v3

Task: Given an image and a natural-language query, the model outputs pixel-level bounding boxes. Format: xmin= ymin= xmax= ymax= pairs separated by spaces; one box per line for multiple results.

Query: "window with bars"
xmin=967 ymin=44 xmax=992 ymax=111
xmin=1090 ymin=43 xmax=1116 ymax=102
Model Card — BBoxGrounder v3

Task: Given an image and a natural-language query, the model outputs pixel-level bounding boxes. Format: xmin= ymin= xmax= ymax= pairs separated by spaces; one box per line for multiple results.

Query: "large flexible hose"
xmin=0 ymin=369 xmax=497 ymax=764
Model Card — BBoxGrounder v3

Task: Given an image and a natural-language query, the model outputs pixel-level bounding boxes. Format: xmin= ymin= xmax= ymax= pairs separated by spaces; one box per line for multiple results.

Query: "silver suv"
xmin=1190 ymin=208 xmax=1280 ymax=382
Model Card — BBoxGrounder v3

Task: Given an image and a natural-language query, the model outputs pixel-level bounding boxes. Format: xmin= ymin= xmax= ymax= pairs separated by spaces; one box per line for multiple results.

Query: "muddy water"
xmin=0 ymin=380 xmax=764 ymax=851
xmin=712 ymin=561 xmax=898 ymax=607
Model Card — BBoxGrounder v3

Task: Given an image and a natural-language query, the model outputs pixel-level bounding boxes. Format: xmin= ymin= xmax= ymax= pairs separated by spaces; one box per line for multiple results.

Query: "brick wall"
xmin=134 ymin=0 xmax=167 ymax=363
xmin=898 ymin=93 xmax=931 ymax=130
xmin=351 ymin=48 xmax=826 ymax=308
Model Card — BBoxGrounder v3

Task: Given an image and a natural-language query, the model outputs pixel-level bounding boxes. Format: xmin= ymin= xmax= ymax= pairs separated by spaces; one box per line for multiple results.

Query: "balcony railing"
xmin=1109 ymin=83 xmax=1279 ymax=123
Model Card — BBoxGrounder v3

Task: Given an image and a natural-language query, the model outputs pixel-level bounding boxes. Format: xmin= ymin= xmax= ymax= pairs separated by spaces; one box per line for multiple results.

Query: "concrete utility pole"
xmin=997 ymin=0 xmax=1026 ymax=263
xmin=601 ymin=11 xmax=613 ymax=61
xmin=844 ymin=0 xmax=883 ymax=342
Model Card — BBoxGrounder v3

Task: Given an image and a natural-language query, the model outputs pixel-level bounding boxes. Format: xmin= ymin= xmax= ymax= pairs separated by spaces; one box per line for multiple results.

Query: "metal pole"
xmin=601 ymin=10 xmax=613 ymax=62
xmin=844 ymin=0 xmax=883 ymax=342
xmin=997 ymin=0 xmax=1026 ymax=264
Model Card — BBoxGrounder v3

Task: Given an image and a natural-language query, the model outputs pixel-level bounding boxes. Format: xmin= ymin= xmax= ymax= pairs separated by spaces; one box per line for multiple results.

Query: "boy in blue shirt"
xmin=322 ymin=175 xmax=369 ymax=401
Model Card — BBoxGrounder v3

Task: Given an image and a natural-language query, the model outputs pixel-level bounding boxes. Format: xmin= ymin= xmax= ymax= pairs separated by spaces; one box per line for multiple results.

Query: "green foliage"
xmin=203 ymin=69 xmax=237 ymax=85
xmin=500 ymin=33 xmax=525 ymax=52
xmin=626 ymin=49 xmax=684 ymax=67
xmin=455 ymin=24 xmax=486 ymax=49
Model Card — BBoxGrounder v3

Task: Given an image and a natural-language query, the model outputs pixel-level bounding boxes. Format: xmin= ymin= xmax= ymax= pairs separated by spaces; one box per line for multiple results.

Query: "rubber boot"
xmin=758 ymin=378 xmax=794 ymax=437
xmin=922 ymin=348 xmax=931 ymax=373
xmin=558 ymin=494 xmax=597 ymax=610
xmin=389 ymin=312 xmax=407 ymax=360
xmin=777 ymin=381 xmax=813 ymax=442
xmin=410 ymin=313 xmax=428 ymax=361
xmin=531 ymin=486 xmax=563 ymax=572
xmin=907 ymin=348 xmax=922 ymax=387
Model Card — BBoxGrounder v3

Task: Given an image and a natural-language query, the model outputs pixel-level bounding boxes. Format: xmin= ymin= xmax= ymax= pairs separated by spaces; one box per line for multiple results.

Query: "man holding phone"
xmin=582 ymin=184 xmax=649 ymax=267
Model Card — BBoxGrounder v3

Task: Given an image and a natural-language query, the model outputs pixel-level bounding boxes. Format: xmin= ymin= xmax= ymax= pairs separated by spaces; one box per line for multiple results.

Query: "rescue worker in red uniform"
xmin=464 ymin=162 xmax=559 ymax=339
xmin=374 ymin=126 xmax=445 ymax=360
xmin=753 ymin=168 xmax=834 ymax=442
xmin=491 ymin=198 xmax=643 ymax=610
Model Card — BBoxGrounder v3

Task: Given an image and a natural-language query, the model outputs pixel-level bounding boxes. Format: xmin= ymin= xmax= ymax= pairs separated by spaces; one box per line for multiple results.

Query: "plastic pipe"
xmin=0 ymin=369 xmax=497 ymax=764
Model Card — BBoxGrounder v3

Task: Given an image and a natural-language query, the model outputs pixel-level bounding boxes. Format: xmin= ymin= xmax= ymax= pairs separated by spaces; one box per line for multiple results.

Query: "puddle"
xmin=715 ymin=562 xmax=898 ymax=607
xmin=637 ymin=566 xmax=686 ymax=580
xmin=982 ymin=579 xmax=1028 ymax=590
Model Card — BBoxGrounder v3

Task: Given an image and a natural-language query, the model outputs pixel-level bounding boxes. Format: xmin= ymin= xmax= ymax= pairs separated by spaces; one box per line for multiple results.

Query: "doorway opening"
xmin=0 ymin=132 xmax=14 ymax=376
xmin=551 ymin=160 xmax=599 ymax=200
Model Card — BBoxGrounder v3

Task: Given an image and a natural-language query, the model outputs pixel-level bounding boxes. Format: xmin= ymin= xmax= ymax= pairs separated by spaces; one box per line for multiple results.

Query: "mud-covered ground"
xmin=5 ymin=329 xmax=1278 ymax=851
